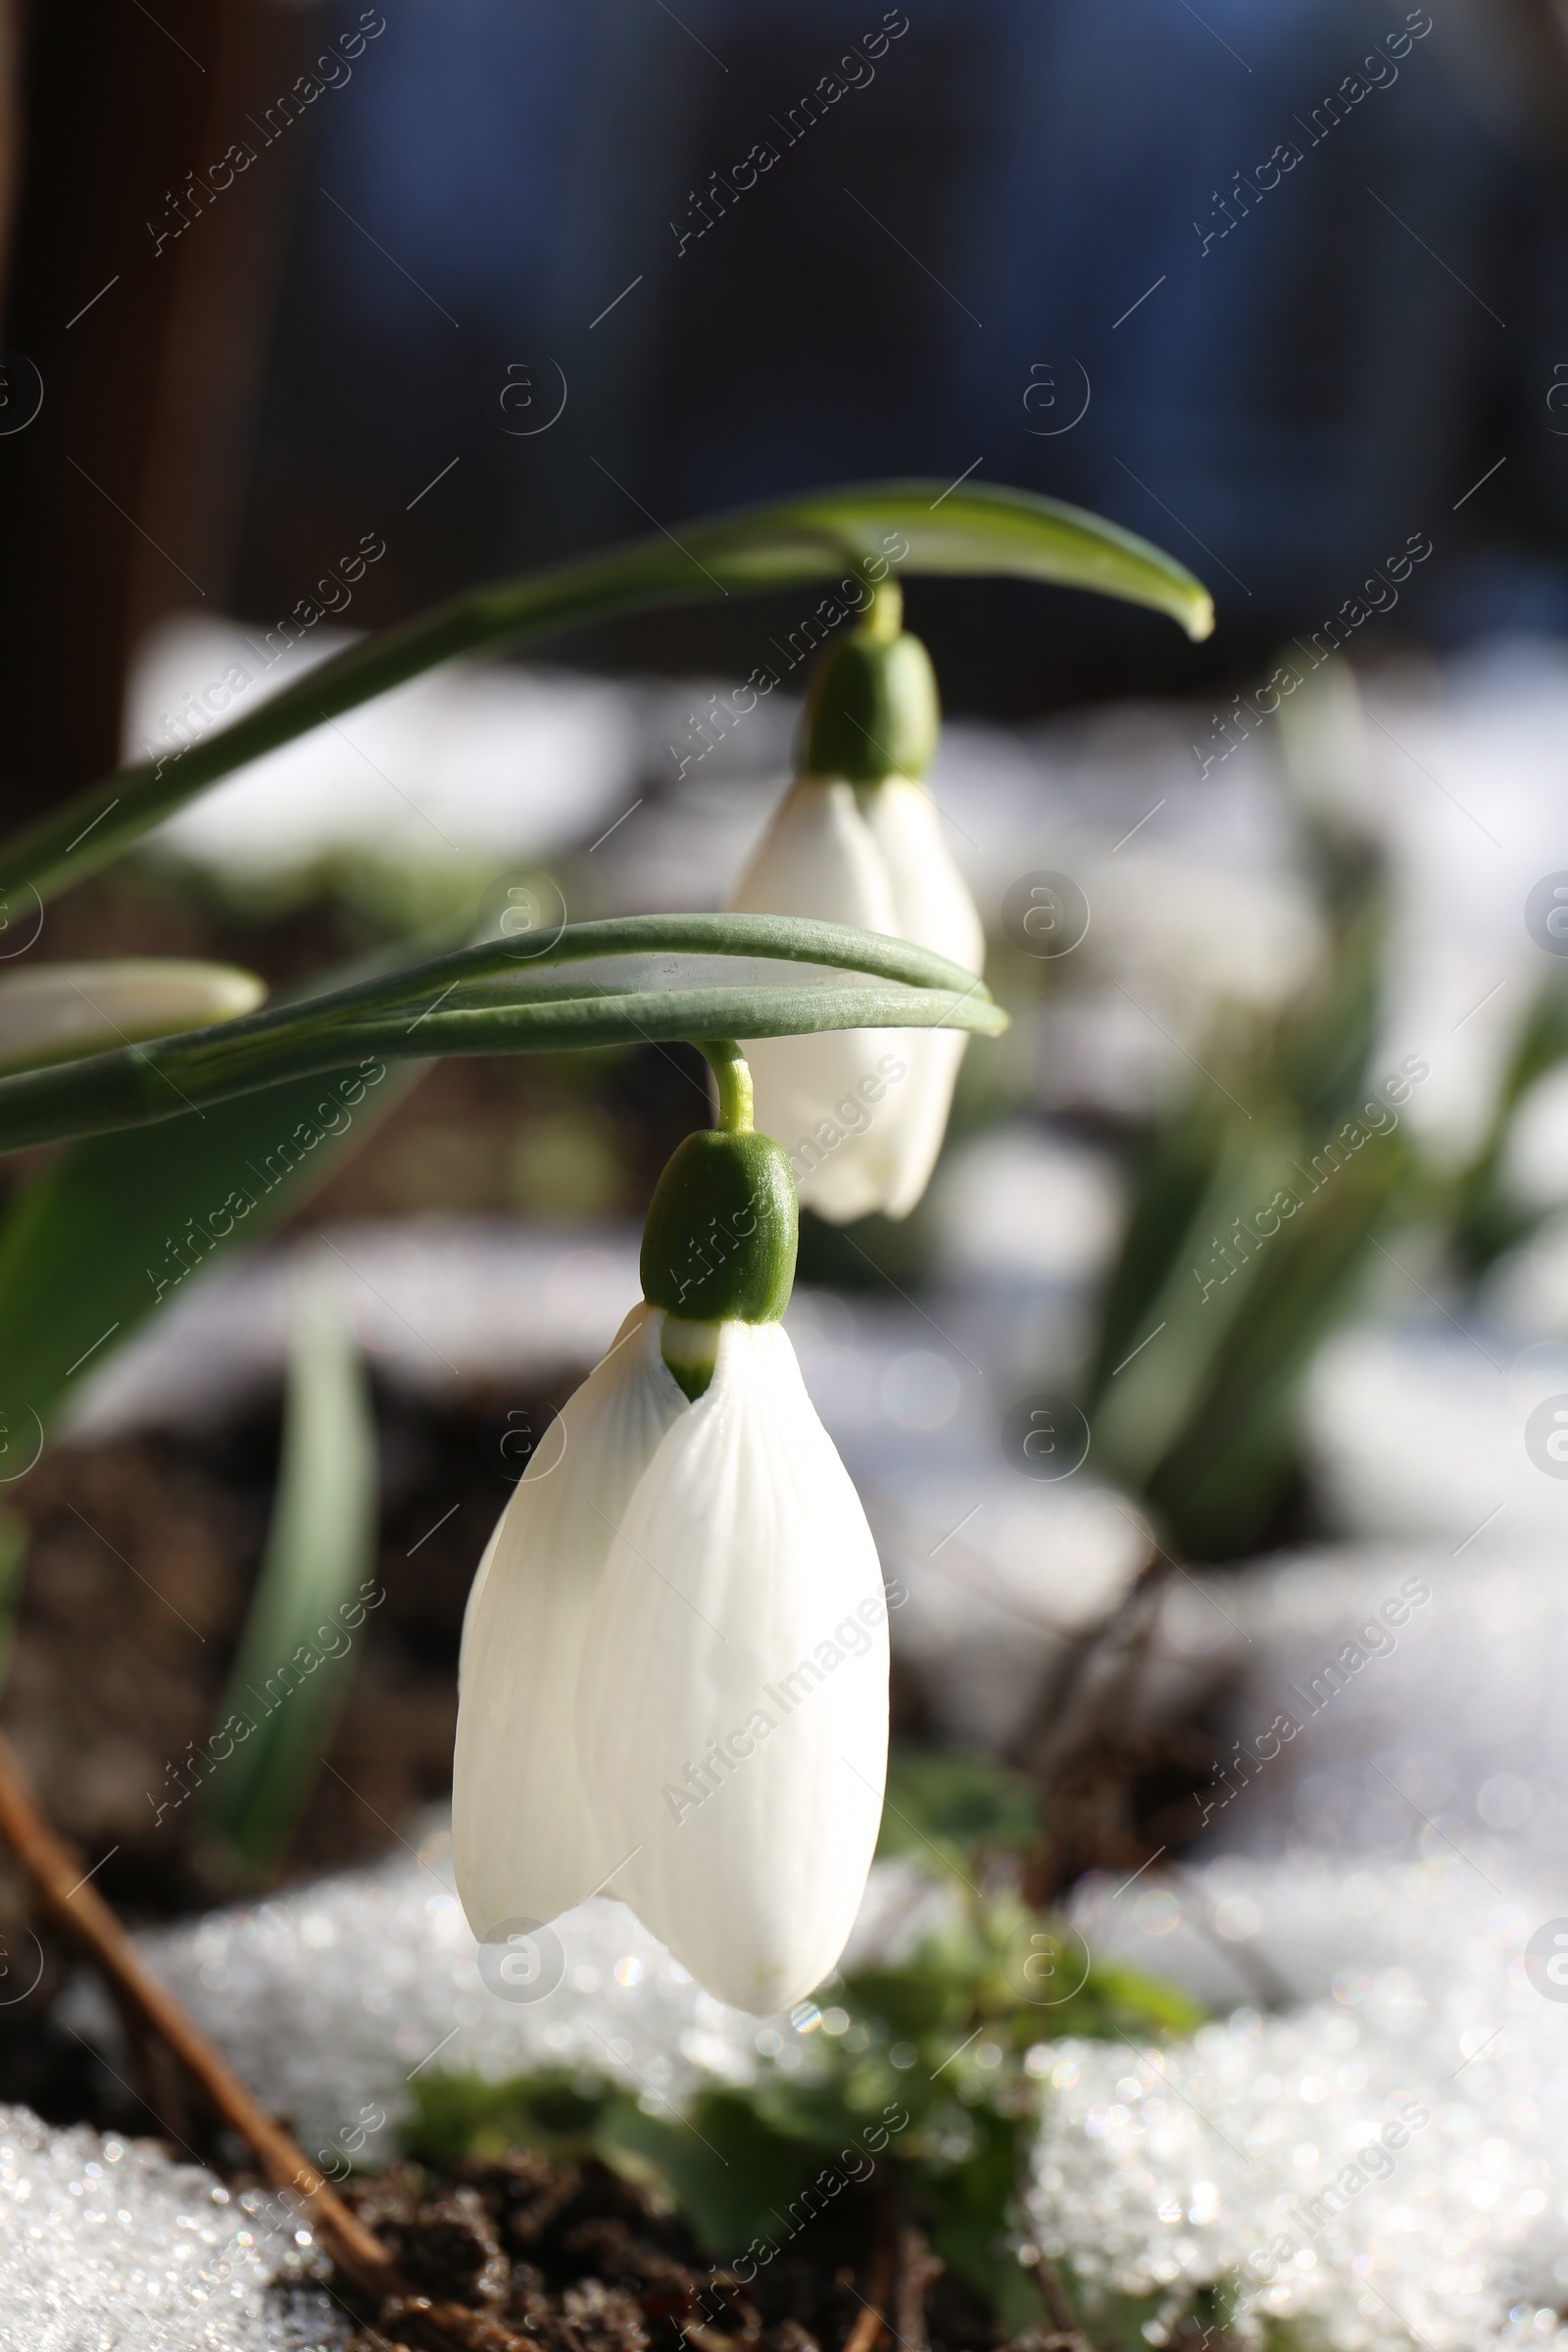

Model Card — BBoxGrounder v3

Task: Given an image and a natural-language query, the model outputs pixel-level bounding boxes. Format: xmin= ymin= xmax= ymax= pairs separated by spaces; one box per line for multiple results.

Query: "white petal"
xmin=858 ymin=780 xmax=986 ymax=1218
xmin=577 ymin=1320 xmax=889 ymax=2015
xmin=731 ymin=779 xmax=906 ymax=1218
xmin=862 ymin=777 xmax=985 ymax=976
xmin=0 ymin=959 xmax=266 ymax=1075
xmin=732 ymin=776 xmax=896 ymax=932
xmin=452 ymin=1301 xmax=686 ymax=1936
xmin=730 ymin=775 xmax=986 ymax=1222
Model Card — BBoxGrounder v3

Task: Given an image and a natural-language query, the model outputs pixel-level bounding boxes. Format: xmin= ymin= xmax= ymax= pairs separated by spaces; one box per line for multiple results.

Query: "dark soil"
xmin=329 ymin=2147 xmax=1013 ymax=2352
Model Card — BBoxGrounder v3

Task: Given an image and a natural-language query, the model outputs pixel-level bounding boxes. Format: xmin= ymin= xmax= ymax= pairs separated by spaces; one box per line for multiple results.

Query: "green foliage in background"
xmin=1067 ymin=655 xmax=1568 ymax=1563
xmin=1448 ymin=974 xmax=1568 ymax=1278
xmin=0 ymin=1504 xmax=29 ymax=1693
xmin=1082 ymin=852 xmax=1405 ymax=1559
xmin=202 ymin=1268 xmax=378 ymax=1876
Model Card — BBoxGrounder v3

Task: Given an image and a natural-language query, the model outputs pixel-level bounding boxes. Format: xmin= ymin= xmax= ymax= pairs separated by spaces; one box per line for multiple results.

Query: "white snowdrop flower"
xmin=452 ymin=1298 xmax=688 ymax=1932
xmin=577 ymin=1314 xmax=888 ymax=2015
xmin=731 ymin=584 xmax=984 ymax=1224
xmin=453 ymin=1050 xmax=890 ymax=2014
xmin=0 ymin=959 xmax=265 ymax=1075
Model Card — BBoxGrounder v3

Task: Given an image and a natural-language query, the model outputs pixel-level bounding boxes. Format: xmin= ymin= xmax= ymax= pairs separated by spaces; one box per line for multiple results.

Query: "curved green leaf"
xmin=0 ymin=986 xmax=1004 ymax=1157
xmin=0 ymin=915 xmax=1004 ymax=1157
xmin=248 ymin=909 xmax=999 ymax=1024
xmin=0 ymin=481 xmax=1212 ymax=905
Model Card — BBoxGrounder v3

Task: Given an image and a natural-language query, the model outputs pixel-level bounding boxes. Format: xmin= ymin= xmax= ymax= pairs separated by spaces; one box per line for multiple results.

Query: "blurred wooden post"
xmin=0 ymin=0 xmax=314 ymax=824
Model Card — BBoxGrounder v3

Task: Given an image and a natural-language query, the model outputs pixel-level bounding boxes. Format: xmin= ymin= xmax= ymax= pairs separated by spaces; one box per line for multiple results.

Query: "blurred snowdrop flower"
xmin=1088 ymin=854 xmax=1323 ymax=1017
xmin=454 ymin=1062 xmax=889 ymax=2014
xmin=732 ymin=585 xmax=983 ymax=1223
xmin=1495 ymin=1059 xmax=1568 ymax=1215
xmin=0 ymin=959 xmax=265 ymax=1075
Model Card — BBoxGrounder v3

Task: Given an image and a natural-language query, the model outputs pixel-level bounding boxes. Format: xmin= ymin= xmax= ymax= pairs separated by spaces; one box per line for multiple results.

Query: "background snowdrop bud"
xmin=0 ymin=958 xmax=265 ymax=1075
xmin=731 ymin=594 xmax=983 ymax=1224
xmin=453 ymin=1300 xmax=686 ymax=1936
xmin=576 ymin=1317 xmax=889 ymax=2016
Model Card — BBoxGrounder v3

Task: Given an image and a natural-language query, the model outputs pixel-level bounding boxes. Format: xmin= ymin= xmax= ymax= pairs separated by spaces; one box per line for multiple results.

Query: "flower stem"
xmin=860 ymin=575 xmax=903 ymax=642
xmin=700 ymin=1039 xmax=754 ymax=1134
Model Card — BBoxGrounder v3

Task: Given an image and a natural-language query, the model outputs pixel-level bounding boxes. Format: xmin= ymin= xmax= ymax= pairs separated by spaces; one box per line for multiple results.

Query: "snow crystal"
xmin=0 ymin=2105 xmax=344 ymax=2352
xmin=1034 ymin=1855 xmax=1568 ymax=2351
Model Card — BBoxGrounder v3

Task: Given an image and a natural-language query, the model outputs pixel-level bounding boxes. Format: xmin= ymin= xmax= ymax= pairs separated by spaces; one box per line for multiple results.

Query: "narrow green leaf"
xmin=0 ymin=1057 xmax=415 ymax=1430
xmin=0 ymin=481 xmax=1212 ymax=905
xmin=202 ymin=1264 xmax=378 ymax=1876
xmin=0 ymin=916 xmax=1006 ymax=1158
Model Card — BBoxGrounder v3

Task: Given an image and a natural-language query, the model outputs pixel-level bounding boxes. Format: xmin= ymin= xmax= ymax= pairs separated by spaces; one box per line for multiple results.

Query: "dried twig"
xmin=1033 ymin=2248 xmax=1090 ymax=2348
xmin=1009 ymin=1544 xmax=1179 ymax=1905
xmin=1008 ymin=1547 xmax=1170 ymax=1790
xmin=893 ymin=2217 xmax=939 ymax=2352
xmin=0 ymin=1729 xmax=395 ymax=2297
xmin=841 ymin=2203 xmax=900 ymax=2352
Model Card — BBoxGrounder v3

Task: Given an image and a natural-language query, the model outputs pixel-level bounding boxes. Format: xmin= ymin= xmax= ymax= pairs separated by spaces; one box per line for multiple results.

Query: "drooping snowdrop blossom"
xmin=731 ymin=583 xmax=984 ymax=1223
xmin=0 ymin=959 xmax=266 ymax=1075
xmin=453 ymin=1049 xmax=890 ymax=2015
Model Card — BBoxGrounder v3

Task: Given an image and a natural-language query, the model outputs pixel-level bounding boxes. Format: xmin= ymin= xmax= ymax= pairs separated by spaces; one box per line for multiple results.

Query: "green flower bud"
xmin=640 ymin=1128 xmax=799 ymax=1396
xmin=800 ymin=585 xmax=939 ymax=784
xmin=804 ymin=580 xmax=940 ymax=785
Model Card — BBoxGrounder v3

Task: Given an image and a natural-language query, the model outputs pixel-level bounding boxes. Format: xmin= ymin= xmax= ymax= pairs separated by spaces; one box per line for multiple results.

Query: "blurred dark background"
xmin=5 ymin=0 xmax=1568 ymax=815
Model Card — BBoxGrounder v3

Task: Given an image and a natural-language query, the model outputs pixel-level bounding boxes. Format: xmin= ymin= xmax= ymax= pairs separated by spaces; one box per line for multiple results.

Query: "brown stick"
xmin=0 ymin=1729 xmax=395 ymax=2297
xmin=842 ymin=2203 xmax=899 ymax=2352
xmin=1034 ymin=2249 xmax=1087 ymax=2347
xmin=893 ymin=2218 xmax=934 ymax=2352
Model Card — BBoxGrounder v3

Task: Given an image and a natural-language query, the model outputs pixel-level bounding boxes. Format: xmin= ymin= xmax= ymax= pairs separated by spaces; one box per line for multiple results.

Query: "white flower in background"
xmin=731 ymin=584 xmax=984 ymax=1224
xmin=453 ymin=1077 xmax=890 ymax=2015
xmin=0 ymin=959 xmax=265 ymax=1076
xmin=733 ymin=776 xmax=984 ymax=1222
